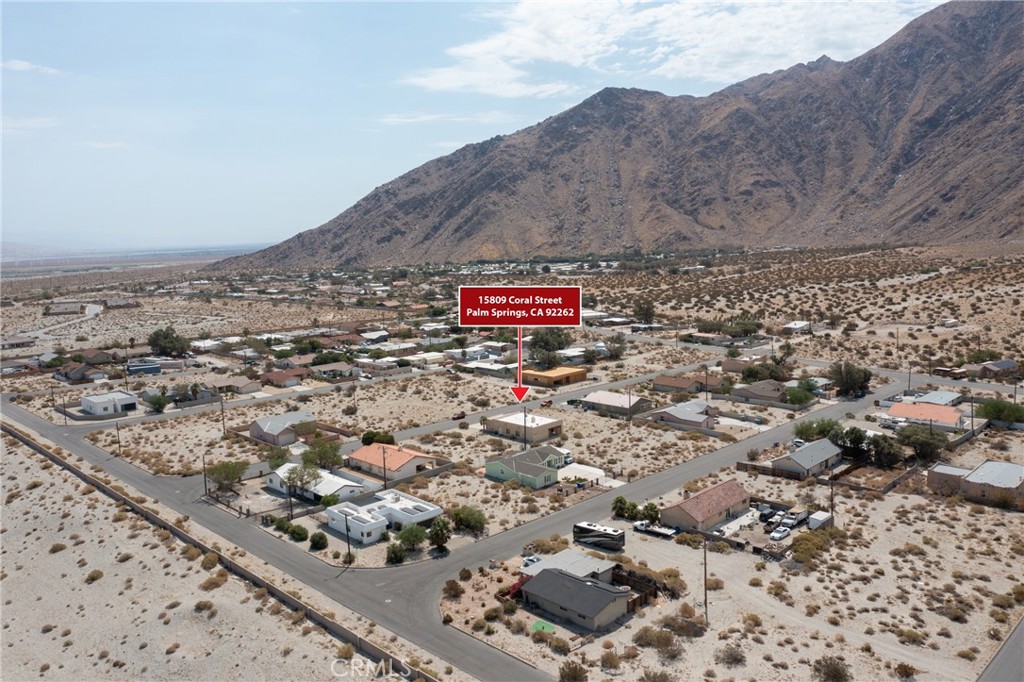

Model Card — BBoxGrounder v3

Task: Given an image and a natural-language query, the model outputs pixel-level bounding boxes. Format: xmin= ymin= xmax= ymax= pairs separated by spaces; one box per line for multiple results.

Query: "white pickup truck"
xmin=633 ymin=520 xmax=678 ymax=538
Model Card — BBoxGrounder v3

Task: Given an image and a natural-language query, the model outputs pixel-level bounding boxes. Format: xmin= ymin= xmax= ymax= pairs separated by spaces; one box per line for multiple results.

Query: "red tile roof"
xmin=662 ymin=479 xmax=749 ymax=523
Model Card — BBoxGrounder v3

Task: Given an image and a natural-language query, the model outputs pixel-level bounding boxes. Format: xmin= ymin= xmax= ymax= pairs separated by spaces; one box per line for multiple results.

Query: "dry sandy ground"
xmin=446 ymin=467 xmax=1024 ymax=682
xmin=0 ymin=435 xmax=378 ymax=681
xmin=0 ymin=433 xmax=471 ymax=682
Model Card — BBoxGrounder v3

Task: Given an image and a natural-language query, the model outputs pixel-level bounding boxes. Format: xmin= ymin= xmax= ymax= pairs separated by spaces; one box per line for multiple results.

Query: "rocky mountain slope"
xmin=214 ymin=1 xmax=1022 ymax=270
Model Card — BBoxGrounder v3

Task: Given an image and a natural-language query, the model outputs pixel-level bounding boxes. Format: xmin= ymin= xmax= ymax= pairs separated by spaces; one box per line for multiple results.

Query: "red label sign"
xmin=458 ymin=286 xmax=582 ymax=327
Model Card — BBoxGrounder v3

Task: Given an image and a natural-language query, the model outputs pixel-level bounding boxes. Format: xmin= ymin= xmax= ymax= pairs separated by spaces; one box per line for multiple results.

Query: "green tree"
xmin=868 ymin=434 xmax=903 ymax=468
xmin=977 ymin=399 xmax=1024 ymax=423
xmin=319 ymin=494 xmax=340 ymax=508
xmin=147 ymin=326 xmax=190 ymax=357
xmin=206 ymin=461 xmax=249 ymax=491
xmin=897 ymin=425 xmax=949 ymax=462
xmin=742 ymin=363 xmax=788 ymax=382
xmin=640 ymin=502 xmax=661 ymax=524
xmin=284 ymin=462 xmax=322 ymax=495
xmin=826 ymin=361 xmax=872 ymax=396
xmin=725 ymin=347 xmax=742 ymax=358
xmin=266 ymin=447 xmax=289 ymax=470
xmin=309 ymin=530 xmax=329 ymax=550
xmin=605 ymin=333 xmax=627 ymax=360
xmin=450 ymin=506 xmax=487 ymax=536
xmin=784 ymin=388 xmax=814 ymax=405
xmin=145 ymin=394 xmax=169 ymax=414
xmin=529 ymin=328 xmax=573 ymax=353
xmin=396 ymin=523 xmax=427 ymax=551
xmin=360 ymin=430 xmax=396 ymax=446
xmin=633 ymin=299 xmax=655 ymax=324
xmin=611 ymin=495 xmax=630 ymax=518
xmin=427 ymin=517 xmax=453 ymax=552
xmin=530 ymin=349 xmax=562 ymax=370
xmin=302 ymin=439 xmax=343 ymax=471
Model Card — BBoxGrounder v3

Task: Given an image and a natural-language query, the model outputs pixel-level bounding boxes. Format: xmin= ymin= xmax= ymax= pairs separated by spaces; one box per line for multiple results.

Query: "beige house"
xmin=249 ymin=411 xmax=315 ymax=446
xmin=581 ymin=390 xmax=653 ymax=417
xmin=731 ymin=380 xmax=786 ymax=402
xmin=928 ymin=460 xmax=1024 ymax=508
xmin=208 ymin=375 xmax=261 ymax=395
xmin=520 ymin=569 xmax=631 ymax=632
xmin=346 ymin=443 xmax=441 ymax=482
xmin=522 ymin=366 xmax=588 ymax=388
xmin=660 ymin=479 xmax=750 ymax=532
xmin=482 ymin=412 xmax=563 ymax=443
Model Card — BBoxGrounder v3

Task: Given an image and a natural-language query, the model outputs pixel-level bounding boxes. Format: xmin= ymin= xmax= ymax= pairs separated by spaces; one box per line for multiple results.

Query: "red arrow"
xmin=510 ymin=325 xmax=530 ymax=403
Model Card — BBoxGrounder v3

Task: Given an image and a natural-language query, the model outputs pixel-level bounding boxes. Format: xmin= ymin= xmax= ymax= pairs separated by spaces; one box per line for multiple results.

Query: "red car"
xmin=452 ymin=411 xmax=466 ymax=420
xmin=540 ymin=400 xmax=553 ymax=407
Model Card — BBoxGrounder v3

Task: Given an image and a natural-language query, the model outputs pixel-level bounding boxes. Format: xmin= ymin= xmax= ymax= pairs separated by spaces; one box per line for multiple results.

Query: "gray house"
xmin=485 ymin=445 xmax=567 ymax=489
xmin=771 ymin=439 xmax=843 ymax=477
xmin=521 ymin=568 xmax=631 ymax=631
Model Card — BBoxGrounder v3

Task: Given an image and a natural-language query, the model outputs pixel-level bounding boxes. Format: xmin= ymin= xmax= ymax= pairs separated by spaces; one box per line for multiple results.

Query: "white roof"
xmin=521 ymin=549 xmax=615 ymax=578
xmin=254 ymin=411 xmax=315 ymax=435
xmin=273 ymin=463 xmax=363 ymax=498
xmin=83 ymin=389 xmax=136 ymax=402
xmin=964 ymin=461 xmax=1024 ymax=489
xmin=487 ymin=412 xmax=560 ymax=428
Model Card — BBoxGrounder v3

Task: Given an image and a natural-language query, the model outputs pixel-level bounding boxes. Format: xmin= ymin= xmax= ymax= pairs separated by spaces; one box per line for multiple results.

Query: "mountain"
xmin=213 ymin=1 xmax=1023 ymax=271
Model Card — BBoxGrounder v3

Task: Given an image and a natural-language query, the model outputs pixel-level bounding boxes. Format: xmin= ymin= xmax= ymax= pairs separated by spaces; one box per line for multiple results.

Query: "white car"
xmin=769 ymin=527 xmax=791 ymax=542
xmin=522 ymin=555 xmax=542 ymax=567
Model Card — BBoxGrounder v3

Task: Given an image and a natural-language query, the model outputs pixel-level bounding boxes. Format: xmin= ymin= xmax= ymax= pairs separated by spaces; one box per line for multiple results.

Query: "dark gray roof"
xmin=522 ymin=569 xmax=630 ymax=618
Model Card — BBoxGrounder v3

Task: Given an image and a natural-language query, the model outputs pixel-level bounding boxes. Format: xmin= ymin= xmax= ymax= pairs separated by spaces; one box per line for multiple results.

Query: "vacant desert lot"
xmin=0 ymin=435 xmax=376 ymax=680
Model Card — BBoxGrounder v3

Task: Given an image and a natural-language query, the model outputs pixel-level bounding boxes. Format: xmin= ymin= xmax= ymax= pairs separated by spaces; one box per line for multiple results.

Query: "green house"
xmin=484 ymin=445 xmax=568 ymax=490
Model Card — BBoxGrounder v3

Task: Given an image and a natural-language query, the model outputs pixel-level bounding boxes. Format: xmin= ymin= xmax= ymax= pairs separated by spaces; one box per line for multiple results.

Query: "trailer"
xmin=808 ymin=511 xmax=834 ymax=530
xmin=572 ymin=521 xmax=626 ymax=551
xmin=633 ymin=520 xmax=678 ymax=539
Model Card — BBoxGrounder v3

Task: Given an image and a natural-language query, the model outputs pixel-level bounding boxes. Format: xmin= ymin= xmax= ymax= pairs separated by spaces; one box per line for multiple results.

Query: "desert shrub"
xmin=199 ymin=569 xmax=228 ymax=591
xmin=558 ymin=660 xmax=588 ymax=682
xmin=715 ymin=643 xmax=746 ymax=667
xmin=749 ymin=577 xmax=763 ymax=587
xmin=385 ymin=543 xmax=406 ymax=565
xmin=288 ymin=525 xmax=309 ymax=542
xmin=483 ymin=606 xmax=502 ymax=622
xmin=309 ymin=531 xmax=328 ymax=551
xmin=509 ymin=619 xmax=526 ymax=634
xmin=894 ymin=662 xmax=919 ymax=679
xmin=49 ymin=543 xmax=66 ymax=554
xmin=812 ymin=655 xmax=851 ymax=682
xmin=458 ymin=567 xmax=472 ymax=581
xmin=274 ymin=517 xmax=292 ymax=533
xmin=84 ymin=570 xmax=104 ymax=584
xmin=336 ymin=643 xmax=355 ymax=660
xmin=675 ymin=533 xmax=703 ymax=548
xmin=503 ymin=600 xmax=517 ymax=614
xmin=442 ymin=580 xmax=464 ymax=599
xmin=634 ymin=626 xmax=675 ymax=648
xmin=957 ymin=649 xmax=977 ymax=661
xmin=639 ymin=672 xmax=674 ymax=682
xmin=600 ymin=650 xmax=621 ymax=670
xmin=194 ymin=600 xmax=214 ymax=612
xmin=707 ymin=577 xmax=724 ymax=590
xmin=992 ymin=593 xmax=1014 ymax=609
xmin=549 ymin=636 xmax=570 ymax=655
xmin=201 ymin=552 xmax=219 ymax=570
xmin=181 ymin=545 xmax=202 ymax=560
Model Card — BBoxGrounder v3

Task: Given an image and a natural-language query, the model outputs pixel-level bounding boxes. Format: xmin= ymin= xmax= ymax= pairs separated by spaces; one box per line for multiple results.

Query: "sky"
xmin=2 ymin=1 xmax=940 ymax=253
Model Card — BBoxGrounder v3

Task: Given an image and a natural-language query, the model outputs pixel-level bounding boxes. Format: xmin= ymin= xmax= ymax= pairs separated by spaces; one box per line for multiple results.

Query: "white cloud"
xmin=2 ymin=59 xmax=61 ymax=75
xmin=2 ymin=117 xmax=59 ymax=135
xmin=379 ymin=110 xmax=516 ymax=125
xmin=404 ymin=0 xmax=939 ymax=97
xmin=83 ymin=141 xmax=129 ymax=149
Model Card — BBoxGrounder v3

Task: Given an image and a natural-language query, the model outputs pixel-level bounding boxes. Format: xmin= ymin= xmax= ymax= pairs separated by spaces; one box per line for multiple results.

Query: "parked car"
xmin=791 ymin=439 xmax=806 ymax=448
xmin=522 ymin=555 xmax=542 ymax=567
xmin=451 ymin=411 xmax=466 ymax=420
xmin=769 ymin=527 xmax=791 ymax=542
xmin=540 ymin=399 xmax=553 ymax=407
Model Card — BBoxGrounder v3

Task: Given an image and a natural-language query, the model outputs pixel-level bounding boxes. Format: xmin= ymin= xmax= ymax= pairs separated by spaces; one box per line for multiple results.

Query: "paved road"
xmin=4 ymin=356 xmax=1021 ymax=682
xmin=978 ymin=612 xmax=1024 ymax=682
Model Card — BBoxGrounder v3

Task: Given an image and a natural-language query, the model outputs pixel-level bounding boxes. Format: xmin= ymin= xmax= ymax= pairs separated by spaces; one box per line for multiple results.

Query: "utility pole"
xmin=523 ymin=404 xmax=528 ymax=451
xmin=830 ymin=479 xmax=835 ymax=517
xmin=201 ymin=450 xmax=209 ymax=496
xmin=61 ymin=395 xmax=67 ymax=426
xmin=220 ymin=395 xmax=226 ymax=435
xmin=115 ymin=421 xmax=122 ymax=457
xmin=907 ymin=367 xmax=912 ymax=393
xmin=895 ymin=327 xmax=899 ymax=353
xmin=704 ymin=365 xmax=709 ymax=402
xmin=703 ymin=536 xmax=710 ymax=626
xmin=382 ymin=445 xmax=388 ymax=490
xmin=969 ymin=392 xmax=975 ymax=431
xmin=344 ymin=513 xmax=352 ymax=559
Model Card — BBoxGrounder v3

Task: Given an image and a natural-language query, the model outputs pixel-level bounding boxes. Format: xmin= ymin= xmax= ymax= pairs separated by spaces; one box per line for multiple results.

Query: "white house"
xmin=80 ymin=390 xmax=138 ymax=416
xmin=266 ymin=463 xmax=363 ymax=503
xmin=782 ymin=320 xmax=811 ymax=334
xmin=325 ymin=490 xmax=442 ymax=545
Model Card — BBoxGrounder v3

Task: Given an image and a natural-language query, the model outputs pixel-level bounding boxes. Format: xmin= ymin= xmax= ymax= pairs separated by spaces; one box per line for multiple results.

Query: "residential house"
xmin=53 ymin=362 xmax=107 ymax=383
xmin=783 ymin=377 xmax=833 ymax=394
xmin=78 ymin=349 xmax=113 ymax=365
xmin=721 ymin=354 xmax=768 ymax=374
xmin=266 ymin=463 xmax=363 ymax=503
xmin=44 ymin=302 xmax=84 ymax=315
xmin=689 ymin=332 xmax=730 ymax=345
xmin=261 ymin=368 xmax=309 ymax=388
xmin=581 ymin=390 xmax=653 ymax=417
xmin=520 ymin=569 xmax=631 ymax=632
xmin=521 ymin=366 xmax=589 ymax=388
xmin=360 ymin=330 xmax=390 ymax=344
xmin=652 ymin=375 xmax=704 ymax=394
xmin=886 ymin=402 xmax=964 ymax=430
xmin=482 ymin=413 xmax=563 ymax=444
xmin=659 ymin=479 xmax=750 ymax=532
xmin=928 ymin=460 xmax=1024 ymax=507
xmin=782 ymin=320 xmax=811 ymax=334
xmin=346 ymin=443 xmax=441 ymax=482
xmin=276 ymin=353 xmax=318 ymax=370
xmin=325 ymin=490 xmax=442 ymax=545
xmin=731 ymin=380 xmax=787 ymax=402
xmin=520 ymin=549 xmax=616 ymax=582
xmin=207 ymin=375 xmax=261 ymax=395
xmin=309 ymin=362 xmax=361 ymax=379
xmin=0 ymin=336 xmax=35 ymax=351
xmin=249 ymin=411 xmax=315 ymax=446
xmin=485 ymin=445 xmax=567 ymax=489
xmin=978 ymin=359 xmax=1020 ymax=379
xmin=646 ymin=401 xmax=716 ymax=430
xmin=770 ymin=439 xmax=843 ymax=477
xmin=80 ymin=390 xmax=138 ymax=416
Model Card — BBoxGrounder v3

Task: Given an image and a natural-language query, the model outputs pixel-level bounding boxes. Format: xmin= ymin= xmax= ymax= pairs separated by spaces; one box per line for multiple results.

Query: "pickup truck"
xmin=781 ymin=507 xmax=809 ymax=528
xmin=633 ymin=520 xmax=678 ymax=538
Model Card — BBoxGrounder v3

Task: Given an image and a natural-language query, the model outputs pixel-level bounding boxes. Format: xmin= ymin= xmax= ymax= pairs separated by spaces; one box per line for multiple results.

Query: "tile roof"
xmin=887 ymin=402 xmax=963 ymax=426
xmin=348 ymin=443 xmax=431 ymax=473
xmin=661 ymin=479 xmax=749 ymax=523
